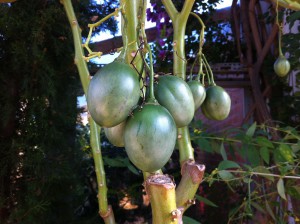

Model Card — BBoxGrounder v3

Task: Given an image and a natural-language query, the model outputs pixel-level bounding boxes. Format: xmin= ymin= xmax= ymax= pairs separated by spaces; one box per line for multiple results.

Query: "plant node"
xmin=171 ymin=208 xmax=183 ymax=221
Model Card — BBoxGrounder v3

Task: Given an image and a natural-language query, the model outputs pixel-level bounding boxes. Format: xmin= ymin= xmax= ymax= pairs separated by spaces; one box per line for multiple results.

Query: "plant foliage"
xmin=0 ymin=0 xmax=117 ymax=223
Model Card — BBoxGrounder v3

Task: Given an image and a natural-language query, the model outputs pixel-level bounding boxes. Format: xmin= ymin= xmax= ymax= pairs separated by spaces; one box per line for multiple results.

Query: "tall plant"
xmin=61 ymin=0 xmax=300 ymax=223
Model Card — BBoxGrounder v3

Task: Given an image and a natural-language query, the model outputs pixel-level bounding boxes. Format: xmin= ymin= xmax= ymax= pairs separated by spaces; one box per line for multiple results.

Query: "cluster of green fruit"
xmin=87 ymin=59 xmax=231 ymax=173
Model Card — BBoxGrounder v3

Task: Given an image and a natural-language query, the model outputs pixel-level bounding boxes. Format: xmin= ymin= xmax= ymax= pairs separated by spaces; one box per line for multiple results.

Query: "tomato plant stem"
xmin=121 ymin=0 xmax=146 ymax=102
xmin=175 ymin=161 xmax=205 ymax=212
xmin=162 ymin=0 xmax=195 ymax=161
xmin=118 ymin=4 xmax=128 ymax=62
xmin=163 ymin=0 xmax=207 ymax=213
xmin=145 ymin=175 xmax=179 ymax=224
xmin=89 ymin=120 xmax=110 ymax=219
xmin=177 ymin=128 xmax=195 ymax=163
xmin=61 ymin=1 xmax=115 ymax=223
xmin=61 ymin=0 xmax=90 ymax=94
xmin=121 ymin=0 xmax=142 ymax=67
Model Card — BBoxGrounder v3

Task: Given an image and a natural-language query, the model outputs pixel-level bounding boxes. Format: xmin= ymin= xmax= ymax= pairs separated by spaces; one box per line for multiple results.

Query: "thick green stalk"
xmin=89 ymin=119 xmax=115 ymax=223
xmin=61 ymin=1 xmax=115 ymax=223
xmin=162 ymin=0 xmax=206 ymax=213
xmin=61 ymin=0 xmax=90 ymax=94
xmin=145 ymin=175 xmax=180 ymax=224
xmin=176 ymin=160 xmax=205 ymax=211
xmin=177 ymin=128 xmax=194 ymax=164
xmin=162 ymin=0 xmax=195 ymax=164
xmin=121 ymin=0 xmax=141 ymax=66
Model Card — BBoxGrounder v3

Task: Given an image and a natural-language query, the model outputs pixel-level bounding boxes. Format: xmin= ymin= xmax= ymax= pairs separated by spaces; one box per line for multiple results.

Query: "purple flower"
xmin=146 ymin=8 xmax=151 ymax=21
xmin=157 ymin=22 xmax=164 ymax=30
xmin=158 ymin=39 xmax=165 ymax=47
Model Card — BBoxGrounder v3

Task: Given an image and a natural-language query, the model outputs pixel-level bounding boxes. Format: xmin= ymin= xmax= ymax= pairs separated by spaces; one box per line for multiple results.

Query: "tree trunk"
xmin=237 ymin=0 xmax=280 ymax=139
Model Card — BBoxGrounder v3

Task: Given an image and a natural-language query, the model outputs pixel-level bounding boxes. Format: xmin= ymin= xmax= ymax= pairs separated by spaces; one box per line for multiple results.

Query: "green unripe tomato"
xmin=87 ymin=61 xmax=140 ymax=127
xmin=154 ymin=75 xmax=195 ymax=127
xmin=201 ymin=85 xmax=231 ymax=121
xmin=104 ymin=121 xmax=126 ymax=147
xmin=274 ymin=55 xmax=290 ymax=77
xmin=124 ymin=103 xmax=177 ymax=172
xmin=187 ymin=80 xmax=206 ymax=111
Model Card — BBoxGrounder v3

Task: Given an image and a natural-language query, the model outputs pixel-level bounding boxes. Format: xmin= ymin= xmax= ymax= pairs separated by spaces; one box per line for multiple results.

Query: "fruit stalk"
xmin=202 ymin=53 xmax=216 ymax=85
xmin=144 ymin=175 xmax=180 ymax=224
xmin=273 ymin=0 xmax=291 ymax=77
xmin=139 ymin=1 xmax=156 ymax=103
xmin=190 ymin=12 xmax=205 ymax=82
xmin=61 ymin=0 xmax=115 ymax=223
xmin=275 ymin=0 xmax=284 ymax=57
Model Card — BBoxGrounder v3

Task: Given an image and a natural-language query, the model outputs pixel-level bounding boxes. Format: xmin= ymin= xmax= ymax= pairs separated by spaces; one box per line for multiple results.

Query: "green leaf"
xmin=286 ymin=185 xmax=300 ymax=200
xmin=182 ymin=216 xmax=201 ymax=224
xmin=196 ymin=138 xmax=212 ymax=153
xmin=243 ymin=177 xmax=253 ymax=184
xmin=195 ymin=195 xmax=218 ymax=207
xmin=247 ymin=145 xmax=261 ymax=167
xmin=218 ymin=160 xmax=240 ymax=170
xmin=259 ymin=147 xmax=270 ymax=165
xmin=277 ymin=178 xmax=287 ymax=200
xmin=291 ymin=141 xmax=300 ymax=153
xmin=246 ymin=122 xmax=256 ymax=137
xmin=218 ymin=170 xmax=234 ymax=181
xmin=104 ymin=157 xmax=127 ymax=167
xmin=275 ymin=144 xmax=295 ymax=164
xmin=127 ymin=164 xmax=140 ymax=175
xmin=210 ymin=140 xmax=221 ymax=154
xmin=219 ymin=142 xmax=227 ymax=160
xmin=256 ymin=136 xmax=274 ymax=148
xmin=253 ymin=166 xmax=274 ymax=182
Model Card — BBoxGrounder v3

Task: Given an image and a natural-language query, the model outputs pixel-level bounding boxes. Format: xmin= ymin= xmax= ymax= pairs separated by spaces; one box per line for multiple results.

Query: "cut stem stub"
xmin=176 ymin=160 xmax=206 ymax=211
xmin=145 ymin=174 xmax=179 ymax=224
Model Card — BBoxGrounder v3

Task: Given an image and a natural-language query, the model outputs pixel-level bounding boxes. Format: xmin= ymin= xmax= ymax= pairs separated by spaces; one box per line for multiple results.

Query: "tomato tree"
xmin=60 ymin=0 xmax=300 ymax=223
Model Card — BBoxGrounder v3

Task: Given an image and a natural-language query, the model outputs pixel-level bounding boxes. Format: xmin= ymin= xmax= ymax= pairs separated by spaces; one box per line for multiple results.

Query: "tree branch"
xmin=249 ymin=0 xmax=262 ymax=55
xmin=231 ymin=0 xmax=244 ymax=64
xmin=161 ymin=0 xmax=178 ymax=21
xmin=254 ymin=23 xmax=279 ymax=76
xmin=180 ymin=0 xmax=196 ymax=22
xmin=241 ymin=0 xmax=253 ymax=65
xmin=256 ymin=2 xmax=268 ymax=45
